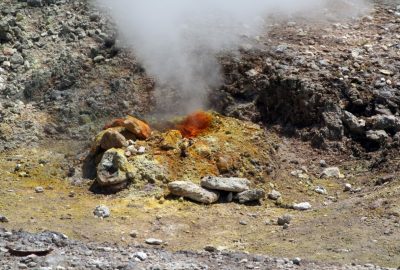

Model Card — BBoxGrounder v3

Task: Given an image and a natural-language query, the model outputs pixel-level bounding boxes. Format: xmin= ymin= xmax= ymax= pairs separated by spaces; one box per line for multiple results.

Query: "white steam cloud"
xmin=95 ymin=0 xmax=370 ymax=114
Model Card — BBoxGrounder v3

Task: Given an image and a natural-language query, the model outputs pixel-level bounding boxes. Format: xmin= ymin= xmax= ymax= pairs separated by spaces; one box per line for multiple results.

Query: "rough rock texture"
xmin=1 ymin=229 xmax=396 ymax=270
xmin=96 ymin=148 xmax=133 ymax=188
xmin=168 ymin=181 xmax=220 ymax=204
xmin=99 ymin=129 xmax=128 ymax=150
xmin=200 ymin=176 xmax=250 ymax=192
xmin=235 ymin=189 xmax=265 ymax=203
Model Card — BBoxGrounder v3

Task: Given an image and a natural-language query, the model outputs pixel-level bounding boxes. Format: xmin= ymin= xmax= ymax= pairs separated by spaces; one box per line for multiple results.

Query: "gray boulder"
xmin=277 ymin=214 xmax=292 ymax=226
xmin=268 ymin=190 xmax=281 ymax=200
xmin=200 ymin=176 xmax=250 ymax=192
xmin=168 ymin=181 xmax=219 ymax=204
xmin=342 ymin=111 xmax=365 ymax=134
xmin=371 ymin=115 xmax=400 ymax=132
xmin=322 ymin=109 xmax=344 ymax=140
xmin=235 ymin=189 xmax=265 ymax=204
xmin=366 ymin=130 xmax=389 ymax=143
xmin=10 ymin=53 xmax=24 ymax=65
xmin=0 ymin=20 xmax=12 ymax=42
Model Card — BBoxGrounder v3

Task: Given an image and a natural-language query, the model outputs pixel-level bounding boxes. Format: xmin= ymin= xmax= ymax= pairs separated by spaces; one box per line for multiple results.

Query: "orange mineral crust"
xmin=177 ymin=111 xmax=212 ymax=138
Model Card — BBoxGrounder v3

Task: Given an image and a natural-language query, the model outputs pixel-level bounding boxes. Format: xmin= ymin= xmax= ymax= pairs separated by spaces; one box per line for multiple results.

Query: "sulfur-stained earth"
xmin=1 ymin=113 xmax=399 ymax=268
xmin=1 ymin=0 xmax=400 ymax=269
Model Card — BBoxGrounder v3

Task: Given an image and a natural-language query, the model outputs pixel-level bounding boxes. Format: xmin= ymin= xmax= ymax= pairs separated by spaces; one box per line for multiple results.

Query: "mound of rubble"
xmin=85 ymin=111 xmax=277 ymax=203
xmin=212 ymin=3 xmax=400 ymax=155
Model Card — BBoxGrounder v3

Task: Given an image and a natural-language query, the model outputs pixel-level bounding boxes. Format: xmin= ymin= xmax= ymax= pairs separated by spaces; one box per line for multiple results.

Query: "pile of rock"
xmin=168 ymin=176 xmax=265 ymax=204
xmin=89 ymin=115 xmax=153 ymax=192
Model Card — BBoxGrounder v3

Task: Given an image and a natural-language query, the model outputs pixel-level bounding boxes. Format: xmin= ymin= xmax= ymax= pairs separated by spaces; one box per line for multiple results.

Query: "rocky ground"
xmin=1 ymin=229 xmax=398 ymax=270
xmin=0 ymin=0 xmax=400 ymax=269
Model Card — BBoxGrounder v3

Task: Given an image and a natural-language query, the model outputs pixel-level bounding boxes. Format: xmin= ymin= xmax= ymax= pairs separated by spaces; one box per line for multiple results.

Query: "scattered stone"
xmin=293 ymin=202 xmax=312 ymax=211
xmin=282 ymin=223 xmax=289 ymax=229
xmin=10 ymin=53 xmax=24 ymax=65
xmin=315 ymin=186 xmax=327 ymax=195
xmin=245 ymin=69 xmax=259 ymax=77
xmin=137 ymin=146 xmax=146 ymax=154
xmin=239 ymin=220 xmax=248 ymax=225
xmin=129 ymin=230 xmax=138 ymax=238
xmin=371 ymin=115 xmax=400 ymax=132
xmin=200 ymin=176 xmax=250 ymax=192
xmin=375 ymin=175 xmax=394 ymax=186
xmin=145 ymin=238 xmax=163 ymax=245
xmin=319 ymin=160 xmax=327 ymax=167
xmin=93 ymin=55 xmax=105 ymax=63
xmin=366 ymin=130 xmax=389 ymax=144
xmin=344 ymin=183 xmax=352 ymax=192
xmin=215 ymin=155 xmax=234 ymax=174
xmin=35 ymin=186 xmax=44 ymax=193
xmin=268 ymin=190 xmax=281 ymax=200
xmin=321 ymin=167 xmax=344 ymax=178
xmin=291 ymin=169 xmax=309 ymax=179
xmin=168 ymin=181 xmax=219 ymax=204
xmin=204 ymin=245 xmax=217 ymax=252
xmin=235 ymin=189 xmax=265 ymax=204
xmin=292 ymin=257 xmax=302 ymax=265
xmin=342 ymin=111 xmax=365 ymax=134
xmin=133 ymin=251 xmax=147 ymax=261
xmin=93 ymin=205 xmax=110 ymax=218
xmin=277 ymin=214 xmax=292 ymax=226
xmin=0 ymin=215 xmax=9 ymax=223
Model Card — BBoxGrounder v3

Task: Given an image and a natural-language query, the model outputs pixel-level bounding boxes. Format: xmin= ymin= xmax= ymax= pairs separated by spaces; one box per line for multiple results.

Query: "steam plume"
xmin=95 ymin=0 xmax=370 ymax=114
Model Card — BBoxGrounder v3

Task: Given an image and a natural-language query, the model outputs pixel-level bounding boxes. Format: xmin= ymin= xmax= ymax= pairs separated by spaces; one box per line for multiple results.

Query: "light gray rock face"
xmin=366 ymin=130 xmax=389 ymax=143
xmin=342 ymin=111 xmax=365 ymax=134
xmin=293 ymin=202 xmax=312 ymax=211
xmin=268 ymin=190 xmax=281 ymax=200
xmin=321 ymin=167 xmax=344 ymax=178
xmin=235 ymin=189 xmax=265 ymax=203
xmin=200 ymin=176 xmax=250 ymax=192
xmin=168 ymin=181 xmax=219 ymax=204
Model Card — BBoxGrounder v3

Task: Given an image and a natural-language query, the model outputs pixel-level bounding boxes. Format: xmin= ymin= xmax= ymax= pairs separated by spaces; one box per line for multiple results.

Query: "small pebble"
xmin=344 ymin=183 xmax=352 ymax=192
xmin=292 ymin=257 xmax=301 ymax=265
xmin=35 ymin=186 xmax=44 ymax=193
xmin=134 ymin=251 xmax=147 ymax=261
xmin=93 ymin=205 xmax=110 ymax=218
xmin=145 ymin=238 xmax=163 ymax=245
xmin=129 ymin=230 xmax=138 ymax=238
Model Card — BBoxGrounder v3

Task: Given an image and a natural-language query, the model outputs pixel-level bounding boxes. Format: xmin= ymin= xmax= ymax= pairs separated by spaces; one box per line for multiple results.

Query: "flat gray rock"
xmin=168 ymin=181 xmax=219 ymax=204
xmin=235 ymin=189 xmax=265 ymax=204
xmin=200 ymin=176 xmax=250 ymax=192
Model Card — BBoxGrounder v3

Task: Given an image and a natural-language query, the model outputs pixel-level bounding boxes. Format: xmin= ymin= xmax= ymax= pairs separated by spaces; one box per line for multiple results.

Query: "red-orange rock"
xmin=123 ymin=116 xmax=152 ymax=140
xmin=103 ymin=116 xmax=151 ymax=140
